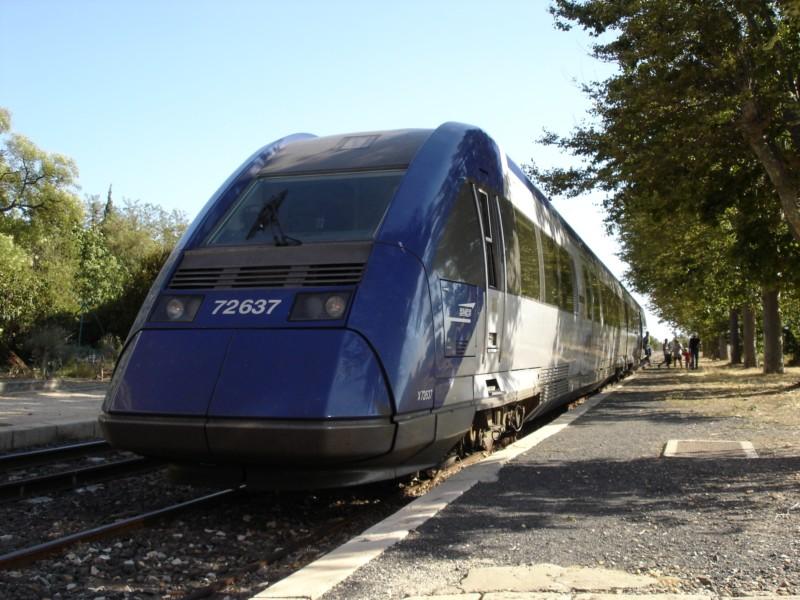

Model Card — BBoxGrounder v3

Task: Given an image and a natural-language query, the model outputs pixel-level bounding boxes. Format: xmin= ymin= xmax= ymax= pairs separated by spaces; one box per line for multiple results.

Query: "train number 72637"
xmin=211 ymin=299 xmax=282 ymax=315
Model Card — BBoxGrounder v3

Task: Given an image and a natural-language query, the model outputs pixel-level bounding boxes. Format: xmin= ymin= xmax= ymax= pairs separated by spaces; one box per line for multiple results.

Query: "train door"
xmin=473 ymin=185 xmax=505 ymax=374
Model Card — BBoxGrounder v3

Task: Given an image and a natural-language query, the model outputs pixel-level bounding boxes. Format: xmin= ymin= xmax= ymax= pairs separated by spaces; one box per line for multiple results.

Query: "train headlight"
xmin=324 ymin=295 xmax=347 ymax=319
xmin=151 ymin=295 xmax=204 ymax=322
xmin=290 ymin=292 xmax=351 ymax=321
xmin=166 ymin=298 xmax=186 ymax=320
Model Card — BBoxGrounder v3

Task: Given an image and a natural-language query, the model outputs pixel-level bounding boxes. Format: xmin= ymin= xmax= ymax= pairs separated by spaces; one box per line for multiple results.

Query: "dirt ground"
xmin=652 ymin=358 xmax=800 ymax=454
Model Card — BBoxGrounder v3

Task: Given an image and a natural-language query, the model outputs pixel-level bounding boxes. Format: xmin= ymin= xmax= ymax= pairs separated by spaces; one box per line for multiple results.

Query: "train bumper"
xmin=98 ymin=413 xmax=396 ymax=465
xmin=100 ymin=327 xmax=403 ymax=465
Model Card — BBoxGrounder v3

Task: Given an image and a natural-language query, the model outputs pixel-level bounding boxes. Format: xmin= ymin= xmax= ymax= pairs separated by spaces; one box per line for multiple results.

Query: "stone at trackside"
xmin=459 ymin=564 xmax=658 ymax=593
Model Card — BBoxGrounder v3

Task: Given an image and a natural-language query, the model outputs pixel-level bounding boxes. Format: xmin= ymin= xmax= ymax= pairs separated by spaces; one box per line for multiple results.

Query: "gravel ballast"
xmin=0 ymin=471 xmax=411 ymax=599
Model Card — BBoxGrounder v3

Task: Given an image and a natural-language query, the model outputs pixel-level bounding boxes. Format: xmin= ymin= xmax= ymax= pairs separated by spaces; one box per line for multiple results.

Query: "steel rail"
xmin=0 ymin=456 xmax=163 ymax=501
xmin=0 ymin=488 xmax=240 ymax=571
xmin=0 ymin=440 xmax=111 ymax=471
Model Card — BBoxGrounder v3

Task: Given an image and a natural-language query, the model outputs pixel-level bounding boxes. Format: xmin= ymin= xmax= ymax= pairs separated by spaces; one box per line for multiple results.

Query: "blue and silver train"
xmin=99 ymin=123 xmax=645 ymax=488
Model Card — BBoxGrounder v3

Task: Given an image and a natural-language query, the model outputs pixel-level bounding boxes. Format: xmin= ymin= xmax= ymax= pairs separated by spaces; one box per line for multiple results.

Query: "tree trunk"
xmin=729 ymin=308 xmax=742 ymax=365
xmin=740 ymin=99 xmax=800 ymax=243
xmin=743 ymin=304 xmax=757 ymax=368
xmin=717 ymin=335 xmax=729 ymax=361
xmin=762 ymin=287 xmax=784 ymax=374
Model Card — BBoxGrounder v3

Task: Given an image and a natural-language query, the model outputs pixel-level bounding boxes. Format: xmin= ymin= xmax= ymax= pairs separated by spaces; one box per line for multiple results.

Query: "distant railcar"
xmin=99 ymin=123 xmax=645 ymax=488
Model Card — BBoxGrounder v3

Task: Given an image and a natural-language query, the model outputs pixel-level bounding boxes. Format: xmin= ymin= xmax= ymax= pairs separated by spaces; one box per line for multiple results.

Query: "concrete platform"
xmin=401 ymin=595 xmax=800 ymax=600
xmin=0 ymin=381 xmax=108 ymax=451
xmin=251 ymin=368 xmax=800 ymax=600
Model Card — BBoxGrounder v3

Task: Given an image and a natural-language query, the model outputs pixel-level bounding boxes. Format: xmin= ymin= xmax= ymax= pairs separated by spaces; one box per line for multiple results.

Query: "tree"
xmin=0 ymin=233 xmax=37 ymax=350
xmin=534 ymin=1 xmax=800 ymax=373
xmin=75 ymin=224 xmax=125 ymax=313
xmin=94 ymin=247 xmax=173 ymax=341
xmin=0 ymin=107 xmax=188 ymax=362
xmin=548 ymin=0 xmax=800 ymax=242
xmin=100 ymin=197 xmax=187 ymax=272
xmin=0 ymin=108 xmax=79 ymax=215
xmin=0 ymin=109 xmax=85 ymax=341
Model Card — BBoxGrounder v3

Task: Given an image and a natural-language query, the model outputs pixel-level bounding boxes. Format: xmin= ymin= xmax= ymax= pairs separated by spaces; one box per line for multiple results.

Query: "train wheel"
xmin=481 ymin=429 xmax=494 ymax=453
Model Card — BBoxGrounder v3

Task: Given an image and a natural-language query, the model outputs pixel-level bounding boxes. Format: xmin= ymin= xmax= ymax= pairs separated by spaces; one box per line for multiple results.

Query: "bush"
xmin=22 ymin=325 xmax=72 ymax=378
xmin=58 ymin=358 xmax=98 ymax=379
xmin=98 ymin=333 xmax=122 ymax=362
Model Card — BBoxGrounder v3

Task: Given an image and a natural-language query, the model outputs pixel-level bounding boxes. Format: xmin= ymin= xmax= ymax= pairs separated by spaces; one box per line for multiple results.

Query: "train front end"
xmin=99 ymin=129 xmax=447 ymax=488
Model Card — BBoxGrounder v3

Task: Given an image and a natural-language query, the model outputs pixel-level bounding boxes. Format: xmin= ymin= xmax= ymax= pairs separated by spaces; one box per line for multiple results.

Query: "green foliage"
xmin=100 ymin=197 xmax=186 ymax=272
xmin=58 ymin=359 xmax=99 ymax=379
xmin=0 ymin=109 xmax=10 ymax=136
xmin=0 ymin=108 xmax=188 ymax=368
xmin=536 ymin=1 xmax=800 ymax=349
xmin=0 ymin=115 xmax=85 ymax=346
xmin=94 ymin=247 xmax=173 ymax=342
xmin=76 ymin=224 xmax=126 ymax=311
xmin=545 ymin=0 xmax=800 ymax=239
xmin=0 ymin=233 xmax=35 ymax=320
xmin=0 ymin=110 xmax=79 ymax=216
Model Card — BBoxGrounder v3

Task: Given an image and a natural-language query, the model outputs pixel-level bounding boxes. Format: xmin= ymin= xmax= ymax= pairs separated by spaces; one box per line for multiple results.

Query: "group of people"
xmin=661 ymin=334 xmax=701 ymax=369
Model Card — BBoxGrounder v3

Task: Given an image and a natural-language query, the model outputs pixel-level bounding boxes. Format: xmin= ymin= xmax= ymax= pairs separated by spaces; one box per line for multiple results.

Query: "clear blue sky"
xmin=0 ymin=0 xmax=671 ymax=339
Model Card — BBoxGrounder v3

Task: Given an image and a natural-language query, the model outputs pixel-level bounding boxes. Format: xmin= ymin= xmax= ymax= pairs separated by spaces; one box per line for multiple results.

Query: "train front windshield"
xmin=205 ymin=170 xmax=404 ymax=246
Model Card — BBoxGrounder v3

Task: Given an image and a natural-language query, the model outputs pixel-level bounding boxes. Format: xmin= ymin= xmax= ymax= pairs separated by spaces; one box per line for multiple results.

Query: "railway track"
xmin=0 ymin=439 xmax=110 ymax=471
xmin=0 ymin=455 xmax=163 ymax=501
xmin=0 ymin=438 xmax=167 ymax=501
xmin=0 ymin=438 xmax=490 ymax=578
xmin=0 ymin=487 xmax=239 ymax=571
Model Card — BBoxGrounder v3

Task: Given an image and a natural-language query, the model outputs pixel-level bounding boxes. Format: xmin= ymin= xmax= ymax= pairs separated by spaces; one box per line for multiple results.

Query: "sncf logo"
xmin=458 ymin=303 xmax=475 ymax=319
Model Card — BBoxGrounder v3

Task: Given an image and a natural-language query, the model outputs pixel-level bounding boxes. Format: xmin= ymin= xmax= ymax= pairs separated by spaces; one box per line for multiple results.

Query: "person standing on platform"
xmin=663 ymin=338 xmax=671 ymax=367
xmin=672 ymin=337 xmax=683 ymax=368
xmin=689 ymin=333 xmax=701 ymax=369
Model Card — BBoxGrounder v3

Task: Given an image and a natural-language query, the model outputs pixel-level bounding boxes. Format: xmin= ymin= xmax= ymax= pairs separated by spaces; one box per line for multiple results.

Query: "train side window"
xmin=593 ymin=271 xmax=604 ymax=322
xmin=602 ymin=283 xmax=613 ymax=326
xmin=492 ymin=195 xmax=506 ymax=292
xmin=432 ymin=183 xmax=484 ymax=287
xmin=582 ymin=263 xmax=593 ymax=320
xmin=605 ymin=284 xmax=620 ymax=327
xmin=557 ymin=245 xmax=575 ymax=313
xmin=499 ymin=197 xmax=521 ymax=296
xmin=599 ymin=280 xmax=611 ymax=326
xmin=514 ymin=210 xmax=540 ymax=300
xmin=475 ymin=188 xmax=497 ymax=289
xmin=540 ymin=232 xmax=560 ymax=307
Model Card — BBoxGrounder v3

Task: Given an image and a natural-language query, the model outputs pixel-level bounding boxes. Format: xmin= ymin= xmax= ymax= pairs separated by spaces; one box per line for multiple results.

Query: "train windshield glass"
xmin=205 ymin=170 xmax=404 ymax=246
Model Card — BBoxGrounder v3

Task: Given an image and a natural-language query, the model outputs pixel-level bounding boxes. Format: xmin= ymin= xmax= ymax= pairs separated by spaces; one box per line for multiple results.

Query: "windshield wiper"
xmin=245 ymin=189 xmax=301 ymax=246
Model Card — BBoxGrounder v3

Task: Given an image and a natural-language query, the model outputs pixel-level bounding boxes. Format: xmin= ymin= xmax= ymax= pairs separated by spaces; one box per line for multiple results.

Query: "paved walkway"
xmin=255 ymin=368 xmax=800 ymax=600
xmin=0 ymin=380 xmax=108 ymax=450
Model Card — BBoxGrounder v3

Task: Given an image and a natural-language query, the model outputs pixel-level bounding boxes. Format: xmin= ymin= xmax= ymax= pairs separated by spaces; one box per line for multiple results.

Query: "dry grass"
xmin=653 ymin=359 xmax=800 ymax=453
xmin=662 ymin=361 xmax=800 ymax=424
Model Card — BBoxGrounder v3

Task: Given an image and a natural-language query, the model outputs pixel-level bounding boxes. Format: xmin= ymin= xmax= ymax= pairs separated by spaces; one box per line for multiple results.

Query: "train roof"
xmin=258 ymin=128 xmax=433 ymax=176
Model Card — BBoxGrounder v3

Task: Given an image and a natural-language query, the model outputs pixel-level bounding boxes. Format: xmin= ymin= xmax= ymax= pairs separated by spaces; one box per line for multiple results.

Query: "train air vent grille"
xmin=168 ymin=263 xmax=365 ymax=290
xmin=540 ymin=364 xmax=570 ymax=404
xmin=542 ymin=379 xmax=570 ymax=404
xmin=455 ymin=340 xmax=470 ymax=356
